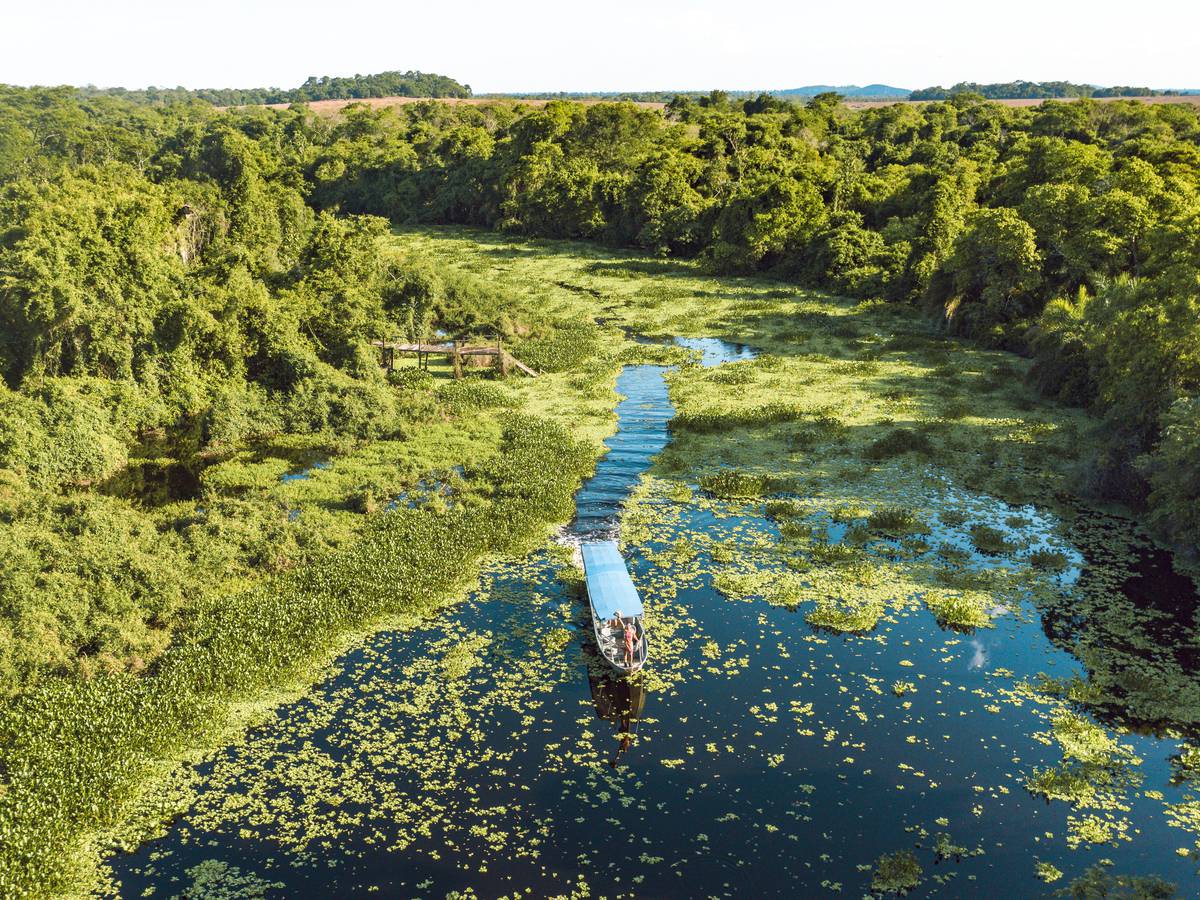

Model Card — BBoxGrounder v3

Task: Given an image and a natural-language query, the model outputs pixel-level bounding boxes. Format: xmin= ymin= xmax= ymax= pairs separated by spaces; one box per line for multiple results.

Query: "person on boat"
xmin=623 ymin=620 xmax=637 ymax=667
xmin=609 ymin=610 xmax=624 ymax=631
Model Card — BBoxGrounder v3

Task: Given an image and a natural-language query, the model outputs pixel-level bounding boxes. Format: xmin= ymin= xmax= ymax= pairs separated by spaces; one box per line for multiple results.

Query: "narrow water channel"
xmin=108 ymin=339 xmax=1200 ymax=898
xmin=570 ymin=363 xmax=673 ymax=539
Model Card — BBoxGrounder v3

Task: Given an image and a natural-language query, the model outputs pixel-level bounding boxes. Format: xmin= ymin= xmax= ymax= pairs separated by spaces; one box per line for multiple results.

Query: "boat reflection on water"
xmin=588 ymin=668 xmax=647 ymax=768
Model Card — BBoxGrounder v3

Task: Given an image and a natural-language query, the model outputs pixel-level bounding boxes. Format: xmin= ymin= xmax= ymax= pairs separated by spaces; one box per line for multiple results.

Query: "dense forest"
xmin=911 ymin=81 xmax=1163 ymax=100
xmin=72 ymin=69 xmax=472 ymax=106
xmin=2 ymin=84 xmax=1198 ymax=604
xmin=1 ymin=83 xmax=1199 ymax=892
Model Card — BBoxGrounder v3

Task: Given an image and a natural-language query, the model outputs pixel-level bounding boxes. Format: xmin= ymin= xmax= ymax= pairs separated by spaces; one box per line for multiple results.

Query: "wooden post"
xmin=452 ymin=340 xmax=463 ymax=379
xmin=496 ymin=336 xmax=508 ymax=377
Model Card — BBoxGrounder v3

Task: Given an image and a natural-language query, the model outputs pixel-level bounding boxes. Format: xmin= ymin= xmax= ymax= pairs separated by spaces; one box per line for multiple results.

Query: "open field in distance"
xmin=247 ymin=96 xmax=668 ymax=113
xmin=238 ymin=94 xmax=1200 ymax=116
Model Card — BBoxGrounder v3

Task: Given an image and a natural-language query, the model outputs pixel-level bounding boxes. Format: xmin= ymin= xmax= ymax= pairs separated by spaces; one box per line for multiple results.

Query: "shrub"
xmin=871 ymin=850 xmax=923 ymax=894
xmin=0 ymin=383 xmax=127 ymax=489
xmin=283 ymin=366 xmax=399 ymax=439
xmin=199 ymin=454 xmax=292 ymax=494
xmin=436 ymin=378 xmax=515 ymax=414
xmin=922 ymin=590 xmax=993 ymax=632
xmin=517 ymin=323 xmax=601 ymax=373
xmin=764 ymin=498 xmax=803 ymax=519
xmin=708 ymin=364 xmax=755 ymax=385
xmin=387 ymin=367 xmax=435 ymax=392
xmin=786 ymin=427 xmax=819 ymax=450
xmin=939 ymin=399 xmax=973 ymax=420
xmin=863 ymin=427 xmax=935 ymax=461
xmin=200 ymin=382 xmax=281 ymax=449
xmin=778 ymin=519 xmax=812 ymax=541
xmin=806 ymin=597 xmax=884 ymax=633
xmin=1029 ymin=549 xmax=1069 ymax=571
xmin=699 ymin=470 xmax=766 ymax=499
xmin=809 ymin=542 xmax=863 ymax=565
xmin=671 ymin=402 xmax=807 ymax=434
xmin=867 ymin=506 xmax=925 ymax=534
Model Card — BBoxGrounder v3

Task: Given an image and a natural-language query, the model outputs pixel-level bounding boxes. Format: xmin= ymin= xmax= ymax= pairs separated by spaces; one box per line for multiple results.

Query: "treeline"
xmin=71 ymin=69 xmax=471 ymax=106
xmin=477 ymin=84 xmax=908 ymax=103
xmin=478 ymin=91 xmax=681 ymax=103
xmin=911 ymin=81 xmax=1161 ymax=100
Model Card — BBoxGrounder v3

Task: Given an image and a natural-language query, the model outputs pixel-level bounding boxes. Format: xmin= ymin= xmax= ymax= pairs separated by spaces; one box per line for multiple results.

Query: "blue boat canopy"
xmin=581 ymin=541 xmax=644 ymax=620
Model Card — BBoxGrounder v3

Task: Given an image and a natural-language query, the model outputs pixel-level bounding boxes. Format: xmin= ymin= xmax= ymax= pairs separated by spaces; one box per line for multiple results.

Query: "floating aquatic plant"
xmin=870 ymin=850 xmax=922 ymax=894
xmin=806 ymin=597 xmax=884 ymax=634
xmin=1029 ymin=549 xmax=1070 ymax=571
xmin=863 ymin=428 xmax=935 ymax=461
xmin=1034 ymin=860 xmax=1063 ymax=883
xmin=699 ymin=470 xmax=766 ymax=499
xmin=969 ymin=524 xmax=1019 ymax=555
xmin=867 ymin=506 xmax=926 ymax=535
xmin=922 ymin=590 xmax=993 ymax=632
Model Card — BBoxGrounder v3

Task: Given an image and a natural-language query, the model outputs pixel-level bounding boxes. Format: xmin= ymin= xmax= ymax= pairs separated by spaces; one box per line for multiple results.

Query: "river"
xmin=107 ymin=339 xmax=1200 ymax=898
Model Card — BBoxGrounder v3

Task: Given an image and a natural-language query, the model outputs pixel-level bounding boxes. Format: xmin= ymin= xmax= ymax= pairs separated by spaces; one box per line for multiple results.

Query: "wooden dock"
xmin=371 ymin=339 xmax=538 ymax=378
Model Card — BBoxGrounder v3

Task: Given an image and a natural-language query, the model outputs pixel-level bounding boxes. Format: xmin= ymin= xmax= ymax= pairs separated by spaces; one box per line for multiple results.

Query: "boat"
xmin=581 ymin=541 xmax=648 ymax=673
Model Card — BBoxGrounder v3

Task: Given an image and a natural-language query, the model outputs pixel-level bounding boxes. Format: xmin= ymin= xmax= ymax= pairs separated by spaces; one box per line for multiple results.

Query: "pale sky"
xmin=3 ymin=0 xmax=1197 ymax=93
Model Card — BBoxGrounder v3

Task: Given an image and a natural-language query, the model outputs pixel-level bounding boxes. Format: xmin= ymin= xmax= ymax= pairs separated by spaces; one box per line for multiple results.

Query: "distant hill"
xmin=910 ymin=81 xmax=1164 ymax=100
xmin=73 ymin=70 xmax=472 ymax=106
xmin=772 ymin=84 xmax=910 ymax=98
